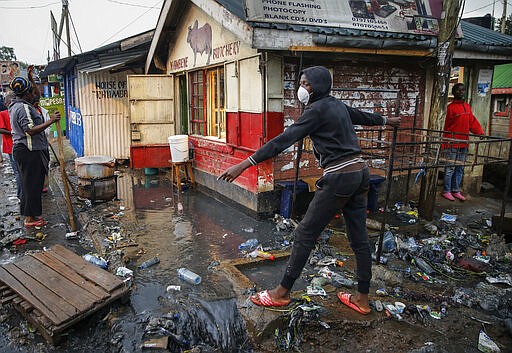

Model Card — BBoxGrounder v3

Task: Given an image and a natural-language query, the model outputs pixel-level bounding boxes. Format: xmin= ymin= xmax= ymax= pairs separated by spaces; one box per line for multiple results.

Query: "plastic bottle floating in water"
xmin=177 ymin=268 xmax=202 ymax=285
xmin=83 ymin=254 xmax=108 ymax=269
xmin=138 ymin=257 xmax=160 ymax=269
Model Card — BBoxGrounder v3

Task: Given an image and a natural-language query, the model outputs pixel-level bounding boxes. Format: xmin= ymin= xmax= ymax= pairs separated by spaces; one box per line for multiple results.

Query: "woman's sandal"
xmin=24 ymin=219 xmax=48 ymax=228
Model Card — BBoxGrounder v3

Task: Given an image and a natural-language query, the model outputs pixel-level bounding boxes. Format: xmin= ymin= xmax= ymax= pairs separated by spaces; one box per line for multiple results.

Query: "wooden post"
xmin=501 ymin=0 xmax=508 ymax=33
xmin=56 ymin=126 xmax=77 ymax=231
xmin=418 ymin=0 xmax=463 ymax=220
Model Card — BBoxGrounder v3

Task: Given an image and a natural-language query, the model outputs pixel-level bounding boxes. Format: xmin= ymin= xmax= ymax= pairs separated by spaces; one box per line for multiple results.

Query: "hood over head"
xmin=301 ymin=66 xmax=332 ymax=103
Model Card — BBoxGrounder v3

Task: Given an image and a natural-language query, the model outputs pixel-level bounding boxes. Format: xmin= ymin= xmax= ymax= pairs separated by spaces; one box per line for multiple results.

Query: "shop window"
xmin=496 ymin=98 xmax=507 ymax=113
xmin=189 ymin=67 xmax=226 ymax=139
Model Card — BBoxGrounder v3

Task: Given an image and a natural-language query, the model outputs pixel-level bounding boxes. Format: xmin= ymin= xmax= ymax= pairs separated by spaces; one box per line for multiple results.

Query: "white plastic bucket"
xmin=168 ymin=135 xmax=189 ymax=162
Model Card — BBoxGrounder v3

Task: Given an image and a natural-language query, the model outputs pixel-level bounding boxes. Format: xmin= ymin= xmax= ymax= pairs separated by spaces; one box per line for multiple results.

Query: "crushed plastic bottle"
xmin=478 ymin=330 xmax=501 ymax=353
xmin=412 ymin=256 xmax=434 ymax=275
xmin=138 ymin=257 xmax=160 ymax=269
xmin=177 ymin=267 xmax=201 ymax=285
xmin=166 ymin=285 xmax=181 ymax=292
xmin=238 ymin=238 xmax=259 ymax=252
xmin=248 ymin=249 xmax=275 ymax=260
xmin=382 ymin=231 xmax=397 ymax=253
xmin=83 ymin=254 xmax=108 ymax=269
xmin=331 ymin=272 xmax=355 ymax=288
xmin=371 ymin=253 xmax=388 ymax=264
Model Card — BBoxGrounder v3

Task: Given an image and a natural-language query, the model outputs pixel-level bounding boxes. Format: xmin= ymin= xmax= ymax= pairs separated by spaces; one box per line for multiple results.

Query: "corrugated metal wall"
xmin=77 ymin=71 xmax=131 ymax=159
xmin=274 ymin=58 xmax=425 ymax=181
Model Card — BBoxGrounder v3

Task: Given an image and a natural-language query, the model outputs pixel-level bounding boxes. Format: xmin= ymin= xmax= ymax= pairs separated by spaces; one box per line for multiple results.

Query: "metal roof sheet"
xmin=460 ymin=20 xmax=512 ymax=47
xmin=76 ymin=50 xmax=148 ymax=73
xmin=493 ymin=63 xmax=512 ymax=89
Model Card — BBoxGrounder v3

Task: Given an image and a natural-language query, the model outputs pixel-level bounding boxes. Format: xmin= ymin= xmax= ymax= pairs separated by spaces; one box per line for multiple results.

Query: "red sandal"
xmin=250 ymin=290 xmax=291 ymax=307
xmin=337 ymin=292 xmax=371 ymax=315
xmin=24 ymin=219 xmax=48 ymax=228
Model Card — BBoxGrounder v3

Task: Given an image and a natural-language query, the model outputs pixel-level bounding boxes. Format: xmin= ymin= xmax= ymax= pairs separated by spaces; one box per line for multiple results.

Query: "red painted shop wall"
xmin=192 ymin=111 xmax=283 ymax=193
xmin=274 ymin=59 xmax=426 ymax=181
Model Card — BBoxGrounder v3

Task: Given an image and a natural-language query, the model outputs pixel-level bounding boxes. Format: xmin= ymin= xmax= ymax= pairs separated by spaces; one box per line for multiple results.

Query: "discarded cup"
xmin=177 ymin=267 xmax=201 ymax=285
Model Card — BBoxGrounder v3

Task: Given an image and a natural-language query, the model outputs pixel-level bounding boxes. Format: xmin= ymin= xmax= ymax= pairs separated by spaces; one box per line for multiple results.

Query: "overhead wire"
xmin=0 ymin=2 xmax=59 ymax=9
xmin=463 ymin=1 xmax=500 ymax=15
xmin=105 ymin=0 xmax=163 ymax=9
xmin=97 ymin=0 xmax=162 ymax=46
xmin=40 ymin=24 xmax=52 ymax=63
xmin=69 ymin=12 xmax=83 ymax=53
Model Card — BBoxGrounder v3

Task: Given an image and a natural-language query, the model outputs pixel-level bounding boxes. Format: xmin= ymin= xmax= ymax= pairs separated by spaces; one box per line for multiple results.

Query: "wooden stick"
xmin=56 ymin=125 xmax=77 ymax=231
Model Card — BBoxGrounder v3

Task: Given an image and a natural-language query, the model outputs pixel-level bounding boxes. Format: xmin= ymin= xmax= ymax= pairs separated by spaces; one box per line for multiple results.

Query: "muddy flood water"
xmin=0 ymin=167 xmax=511 ymax=353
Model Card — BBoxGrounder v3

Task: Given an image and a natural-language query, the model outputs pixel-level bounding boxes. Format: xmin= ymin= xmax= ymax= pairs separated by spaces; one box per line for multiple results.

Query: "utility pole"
xmin=501 ymin=0 xmax=508 ymax=33
xmin=50 ymin=0 xmax=72 ymax=60
xmin=418 ymin=0 xmax=463 ymax=219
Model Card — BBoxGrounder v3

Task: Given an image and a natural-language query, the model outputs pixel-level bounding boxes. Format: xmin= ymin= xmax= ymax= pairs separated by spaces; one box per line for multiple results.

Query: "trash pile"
xmin=248 ymin=210 xmax=512 ymax=352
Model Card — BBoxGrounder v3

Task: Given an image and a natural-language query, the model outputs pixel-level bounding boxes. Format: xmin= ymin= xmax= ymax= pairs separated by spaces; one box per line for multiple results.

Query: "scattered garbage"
xmin=440 ymin=213 xmax=457 ymax=223
xmin=238 ymin=238 xmax=259 ymax=252
xmin=177 ymin=268 xmax=201 ymax=285
xmin=141 ymin=336 xmax=169 ymax=350
xmin=384 ymin=303 xmax=402 ymax=320
xmin=65 ymin=231 xmax=78 ymax=240
xmin=166 ymin=285 xmax=181 ymax=292
xmin=412 ymin=256 xmax=435 ymax=275
xmin=116 ymin=267 xmax=133 ymax=278
xmin=306 ymin=285 xmax=326 ymax=297
xmin=138 ymin=257 xmax=160 ymax=269
xmin=477 ymin=329 xmax=501 ymax=353
xmin=83 ymin=254 xmax=108 ymax=269
xmin=394 ymin=301 xmax=406 ymax=314
xmin=248 ymin=249 xmax=275 ymax=260
xmin=207 ymin=260 xmax=220 ymax=271
xmin=382 ymin=230 xmax=397 ymax=253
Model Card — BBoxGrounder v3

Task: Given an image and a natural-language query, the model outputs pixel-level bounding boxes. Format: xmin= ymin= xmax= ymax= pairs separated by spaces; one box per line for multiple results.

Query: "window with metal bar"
xmin=189 ymin=67 xmax=226 ymax=139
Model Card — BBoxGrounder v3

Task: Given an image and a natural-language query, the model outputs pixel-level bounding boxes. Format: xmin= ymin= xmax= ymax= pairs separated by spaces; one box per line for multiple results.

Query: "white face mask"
xmin=297 ymin=86 xmax=310 ymax=105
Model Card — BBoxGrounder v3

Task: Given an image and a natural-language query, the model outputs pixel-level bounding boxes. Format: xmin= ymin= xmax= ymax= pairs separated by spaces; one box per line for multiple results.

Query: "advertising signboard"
xmin=0 ymin=61 xmax=21 ymax=87
xmin=245 ymin=0 xmax=443 ymax=35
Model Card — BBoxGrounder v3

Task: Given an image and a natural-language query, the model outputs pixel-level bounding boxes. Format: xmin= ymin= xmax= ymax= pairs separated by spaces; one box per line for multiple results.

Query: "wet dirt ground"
xmin=0 ymin=157 xmax=511 ymax=353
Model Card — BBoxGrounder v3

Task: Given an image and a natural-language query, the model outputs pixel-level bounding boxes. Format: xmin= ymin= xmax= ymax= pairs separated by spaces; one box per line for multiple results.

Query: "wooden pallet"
xmin=0 ymin=244 xmax=130 ymax=344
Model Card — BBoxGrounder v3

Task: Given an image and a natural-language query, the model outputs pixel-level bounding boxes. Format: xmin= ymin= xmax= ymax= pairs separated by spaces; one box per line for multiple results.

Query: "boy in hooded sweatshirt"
xmin=219 ymin=66 xmax=400 ymax=314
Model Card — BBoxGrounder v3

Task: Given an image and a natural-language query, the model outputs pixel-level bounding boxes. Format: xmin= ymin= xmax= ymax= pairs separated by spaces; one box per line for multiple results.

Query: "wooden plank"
xmin=49 ymin=245 xmax=123 ymax=292
xmin=0 ymin=266 xmax=66 ymax=325
xmin=15 ymin=256 xmax=98 ymax=312
xmin=4 ymin=263 xmax=79 ymax=320
xmin=46 ymin=283 xmax=130 ymax=335
xmin=1 ymin=294 xmax=17 ymax=304
xmin=31 ymin=252 xmax=110 ymax=301
xmin=20 ymin=300 xmax=32 ymax=312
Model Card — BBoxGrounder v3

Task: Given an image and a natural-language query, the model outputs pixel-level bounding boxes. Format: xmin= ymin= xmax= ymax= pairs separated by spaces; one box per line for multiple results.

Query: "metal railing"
xmin=355 ymin=125 xmax=512 ymax=262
